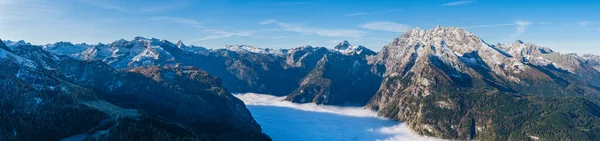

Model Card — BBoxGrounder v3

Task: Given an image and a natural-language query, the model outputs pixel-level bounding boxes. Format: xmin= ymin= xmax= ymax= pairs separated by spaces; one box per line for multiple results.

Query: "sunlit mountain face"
xmin=2 ymin=0 xmax=600 ymax=141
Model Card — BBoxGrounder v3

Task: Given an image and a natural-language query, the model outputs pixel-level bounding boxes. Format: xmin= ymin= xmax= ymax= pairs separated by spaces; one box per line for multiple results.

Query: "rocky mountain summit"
xmin=0 ymin=39 xmax=271 ymax=141
xmin=366 ymin=26 xmax=600 ymax=140
xmin=584 ymin=54 xmax=600 ymax=72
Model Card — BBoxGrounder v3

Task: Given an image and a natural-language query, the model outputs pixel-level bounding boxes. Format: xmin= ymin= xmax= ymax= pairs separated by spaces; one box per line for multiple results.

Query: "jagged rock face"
xmin=2 ymin=40 xmax=31 ymax=50
xmin=0 ymin=41 xmax=271 ymax=141
xmin=42 ymin=41 xmax=91 ymax=57
xmin=584 ymin=54 xmax=600 ymax=72
xmin=282 ymin=45 xmax=329 ymax=68
xmin=368 ymin=26 xmax=528 ymax=81
xmin=286 ymin=41 xmax=382 ymax=106
xmin=496 ymin=41 xmax=599 ymax=77
xmin=73 ymin=37 xmax=179 ymax=69
xmin=366 ymin=26 xmax=600 ymax=140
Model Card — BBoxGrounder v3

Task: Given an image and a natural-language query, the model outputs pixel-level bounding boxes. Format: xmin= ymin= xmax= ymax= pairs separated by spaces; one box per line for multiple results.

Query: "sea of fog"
xmin=234 ymin=93 xmax=443 ymax=141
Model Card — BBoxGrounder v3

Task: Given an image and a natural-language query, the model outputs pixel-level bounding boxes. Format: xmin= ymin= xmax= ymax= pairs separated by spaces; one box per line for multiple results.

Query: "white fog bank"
xmin=234 ymin=93 xmax=444 ymax=141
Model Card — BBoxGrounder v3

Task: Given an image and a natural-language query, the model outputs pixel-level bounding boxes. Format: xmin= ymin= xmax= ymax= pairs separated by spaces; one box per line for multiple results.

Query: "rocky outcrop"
xmin=0 ymin=41 xmax=271 ymax=141
xmin=584 ymin=54 xmax=600 ymax=72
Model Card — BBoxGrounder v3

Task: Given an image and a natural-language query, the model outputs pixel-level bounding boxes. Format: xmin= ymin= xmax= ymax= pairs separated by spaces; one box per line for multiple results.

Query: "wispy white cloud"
xmin=344 ymin=9 xmax=403 ymax=17
xmin=259 ymin=19 xmax=363 ymax=38
xmin=150 ymin=16 xmax=202 ymax=27
xmin=249 ymin=2 xmax=312 ymax=6
xmin=506 ymin=20 xmax=533 ymax=40
xmin=259 ymin=19 xmax=277 ymax=25
xmin=463 ymin=21 xmax=534 ymax=40
xmin=442 ymin=0 xmax=476 ymax=6
xmin=515 ymin=20 xmax=532 ymax=33
xmin=539 ymin=22 xmax=551 ymax=25
xmin=250 ymin=35 xmax=290 ymax=40
xmin=81 ymin=0 xmax=130 ymax=12
xmin=464 ymin=21 xmax=546 ymax=30
xmin=139 ymin=1 xmax=190 ymax=13
xmin=274 ymin=2 xmax=312 ymax=6
xmin=579 ymin=21 xmax=592 ymax=26
xmin=463 ymin=23 xmax=515 ymax=28
xmin=359 ymin=21 xmax=411 ymax=33
xmin=193 ymin=30 xmax=253 ymax=41
xmin=1 ymin=0 xmax=66 ymax=19
xmin=81 ymin=0 xmax=189 ymax=13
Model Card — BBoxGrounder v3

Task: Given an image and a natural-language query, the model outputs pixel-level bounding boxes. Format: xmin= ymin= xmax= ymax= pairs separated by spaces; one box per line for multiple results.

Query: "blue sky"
xmin=1 ymin=0 xmax=599 ymax=54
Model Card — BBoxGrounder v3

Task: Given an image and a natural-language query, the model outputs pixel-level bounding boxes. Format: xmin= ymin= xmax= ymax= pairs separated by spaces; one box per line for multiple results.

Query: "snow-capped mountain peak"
xmin=374 ymin=26 xmax=533 ymax=82
xmin=4 ymin=40 xmax=32 ymax=49
xmin=225 ymin=45 xmax=285 ymax=55
xmin=42 ymin=41 xmax=91 ymax=57
xmin=334 ymin=40 xmax=352 ymax=50
xmin=501 ymin=40 xmax=554 ymax=56
xmin=332 ymin=40 xmax=373 ymax=55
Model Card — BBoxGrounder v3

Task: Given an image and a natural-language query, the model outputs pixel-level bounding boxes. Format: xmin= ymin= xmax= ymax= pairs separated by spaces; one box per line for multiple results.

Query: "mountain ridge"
xmin=0 ymin=39 xmax=272 ymax=141
xmin=366 ymin=26 xmax=600 ymax=140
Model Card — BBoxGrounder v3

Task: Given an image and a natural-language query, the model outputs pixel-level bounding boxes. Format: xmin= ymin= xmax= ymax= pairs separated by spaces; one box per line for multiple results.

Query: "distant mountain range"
xmin=2 ymin=26 xmax=600 ymax=140
xmin=0 ymin=39 xmax=270 ymax=140
xmin=7 ymin=37 xmax=383 ymax=105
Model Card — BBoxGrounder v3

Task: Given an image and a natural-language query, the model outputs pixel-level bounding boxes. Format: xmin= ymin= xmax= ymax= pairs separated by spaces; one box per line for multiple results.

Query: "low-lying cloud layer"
xmin=235 ymin=93 xmax=379 ymax=118
xmin=234 ymin=93 xmax=443 ymax=141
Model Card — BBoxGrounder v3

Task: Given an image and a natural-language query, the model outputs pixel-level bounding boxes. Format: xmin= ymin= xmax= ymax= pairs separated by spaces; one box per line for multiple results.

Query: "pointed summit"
xmin=514 ymin=40 xmax=524 ymax=45
xmin=334 ymin=40 xmax=352 ymax=50
xmin=331 ymin=41 xmax=374 ymax=55
xmin=176 ymin=40 xmax=186 ymax=48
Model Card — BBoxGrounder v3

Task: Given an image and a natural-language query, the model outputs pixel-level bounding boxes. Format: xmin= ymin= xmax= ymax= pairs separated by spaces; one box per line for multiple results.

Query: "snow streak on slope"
xmin=234 ymin=93 xmax=444 ymax=141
